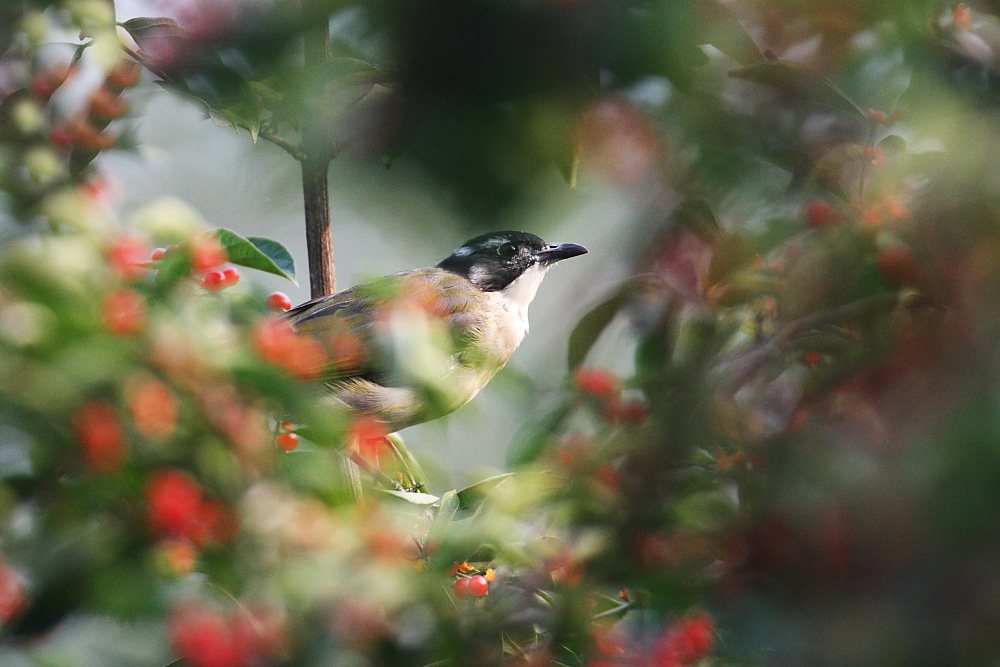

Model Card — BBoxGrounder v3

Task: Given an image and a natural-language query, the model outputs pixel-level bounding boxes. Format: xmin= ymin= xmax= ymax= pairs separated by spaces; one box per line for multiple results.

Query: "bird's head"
xmin=436 ymin=231 xmax=588 ymax=292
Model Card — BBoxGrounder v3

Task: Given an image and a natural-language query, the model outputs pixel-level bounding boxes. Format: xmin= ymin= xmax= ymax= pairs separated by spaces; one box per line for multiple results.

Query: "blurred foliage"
xmin=3 ymin=0 xmax=1000 ymax=665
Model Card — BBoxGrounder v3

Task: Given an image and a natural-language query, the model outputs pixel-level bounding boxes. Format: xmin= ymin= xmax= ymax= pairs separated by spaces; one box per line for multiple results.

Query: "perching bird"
xmin=287 ymin=231 xmax=588 ymax=432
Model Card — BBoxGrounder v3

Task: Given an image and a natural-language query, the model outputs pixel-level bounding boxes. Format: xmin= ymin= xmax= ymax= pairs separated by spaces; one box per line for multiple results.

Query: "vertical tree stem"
xmin=300 ymin=9 xmax=362 ymax=498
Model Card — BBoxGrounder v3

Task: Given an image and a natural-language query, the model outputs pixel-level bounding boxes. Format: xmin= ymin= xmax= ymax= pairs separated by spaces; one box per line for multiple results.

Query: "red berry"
xmin=574 ymin=367 xmax=619 ymax=399
xmin=453 ymin=577 xmax=470 ymax=599
xmin=102 ymin=289 xmax=146 ymax=335
xmin=151 ymin=247 xmax=166 ymax=261
xmin=0 ymin=561 xmax=25 ymax=625
xmin=170 ymin=603 xmax=247 ymax=667
xmin=266 ymin=291 xmax=292 ymax=312
xmin=73 ymin=400 xmax=126 ymax=472
xmin=276 ymin=432 xmax=299 ymax=452
xmin=146 ymin=468 xmax=202 ymax=538
xmin=200 ymin=271 xmax=225 ymax=291
xmin=221 ymin=267 xmax=240 ymax=287
xmin=467 ymin=574 xmax=489 ymax=597
xmin=126 ymin=377 xmax=177 ymax=439
xmin=803 ymin=199 xmax=842 ymax=229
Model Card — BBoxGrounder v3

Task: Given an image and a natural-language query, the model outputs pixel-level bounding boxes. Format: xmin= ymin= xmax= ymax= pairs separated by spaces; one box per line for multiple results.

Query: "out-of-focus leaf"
xmin=695 ymin=0 xmax=767 ymax=65
xmin=456 ymin=473 xmax=513 ymax=513
xmin=707 ymin=234 xmax=753 ymax=286
xmin=557 ymin=135 xmax=580 ymax=189
xmin=507 ymin=401 xmax=573 ymax=467
xmin=215 ymin=229 xmax=297 ymax=284
xmin=380 ymin=489 xmax=440 ymax=505
xmin=119 ymin=17 xmax=187 ymax=47
xmin=568 ymin=286 xmax=630 ymax=371
xmin=673 ymin=199 xmax=723 ymax=240
xmin=730 ymin=61 xmax=866 ymax=117
xmin=808 ymin=142 xmax=868 ymax=198
xmin=386 ymin=432 xmax=429 ymax=491
xmin=247 ymin=236 xmax=296 ymax=281
xmin=877 ymin=134 xmax=907 ymax=155
xmin=427 ymin=489 xmax=460 ymax=545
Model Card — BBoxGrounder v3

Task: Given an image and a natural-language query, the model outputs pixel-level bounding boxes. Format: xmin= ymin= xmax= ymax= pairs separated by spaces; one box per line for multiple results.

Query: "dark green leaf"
xmin=456 ymin=473 xmax=513 ymax=513
xmin=730 ymin=61 xmax=866 ymax=117
xmin=214 ymin=229 xmax=296 ymax=284
xmin=247 ymin=236 xmax=296 ymax=281
xmin=568 ymin=288 xmax=628 ymax=371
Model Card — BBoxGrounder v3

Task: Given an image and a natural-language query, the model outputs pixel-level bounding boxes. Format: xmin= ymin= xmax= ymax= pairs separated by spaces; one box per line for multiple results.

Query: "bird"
xmin=286 ymin=231 xmax=588 ymax=432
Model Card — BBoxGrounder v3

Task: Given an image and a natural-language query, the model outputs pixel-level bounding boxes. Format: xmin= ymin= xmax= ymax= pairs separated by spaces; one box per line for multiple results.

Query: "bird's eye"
xmin=497 ymin=243 xmax=517 ymax=258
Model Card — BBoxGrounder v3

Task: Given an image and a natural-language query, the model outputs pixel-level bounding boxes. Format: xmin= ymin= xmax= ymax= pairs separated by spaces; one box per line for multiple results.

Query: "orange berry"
xmin=126 ymin=377 xmax=177 ymax=439
xmin=189 ymin=236 xmax=227 ymax=274
xmin=89 ymin=87 xmax=129 ymax=119
xmin=73 ymin=400 xmax=126 ymax=472
xmin=101 ymin=289 xmax=146 ymax=335
xmin=954 ymin=3 xmax=972 ymax=30
xmin=266 ymin=291 xmax=292 ymax=311
xmin=276 ymin=432 xmax=299 ymax=452
xmin=107 ymin=60 xmax=141 ymax=89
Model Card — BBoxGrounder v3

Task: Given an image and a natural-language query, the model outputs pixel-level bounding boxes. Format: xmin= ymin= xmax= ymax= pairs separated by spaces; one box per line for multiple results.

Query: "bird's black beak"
xmin=537 ymin=242 xmax=588 ymax=265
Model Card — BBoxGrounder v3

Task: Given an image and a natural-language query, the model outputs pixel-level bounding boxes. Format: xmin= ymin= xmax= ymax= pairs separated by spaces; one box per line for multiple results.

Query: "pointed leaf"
xmin=120 ymin=16 xmax=188 ymax=47
xmin=568 ymin=288 xmax=629 ymax=371
xmin=214 ymin=229 xmax=297 ymax=284
xmin=730 ymin=61 xmax=866 ymax=117
xmin=427 ymin=489 xmax=460 ymax=547
xmin=456 ymin=473 xmax=513 ymax=513
xmin=247 ymin=236 xmax=296 ymax=281
xmin=380 ymin=489 xmax=440 ymax=505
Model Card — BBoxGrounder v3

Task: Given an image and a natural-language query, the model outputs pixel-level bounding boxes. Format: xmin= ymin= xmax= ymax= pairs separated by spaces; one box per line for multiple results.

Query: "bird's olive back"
xmin=436 ymin=231 xmax=547 ymax=291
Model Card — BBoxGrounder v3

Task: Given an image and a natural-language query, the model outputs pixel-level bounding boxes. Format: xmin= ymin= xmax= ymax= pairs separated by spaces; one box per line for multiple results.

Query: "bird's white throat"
xmin=496 ymin=263 xmax=549 ymax=335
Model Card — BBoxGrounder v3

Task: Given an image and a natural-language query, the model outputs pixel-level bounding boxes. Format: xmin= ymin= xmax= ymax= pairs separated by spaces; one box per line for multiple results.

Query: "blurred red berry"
xmin=954 ymin=3 xmax=972 ymax=30
xmin=66 ymin=115 xmax=114 ymax=150
xmin=453 ymin=577 xmax=471 ymax=599
xmin=88 ymin=86 xmax=129 ymax=119
xmin=221 ymin=267 xmax=240 ymax=287
xmin=574 ymin=367 xmax=620 ymax=399
xmin=867 ymin=108 xmax=888 ymax=123
xmin=170 ymin=603 xmax=248 ymax=667
xmin=126 ymin=376 xmax=177 ymax=439
xmin=863 ymin=144 xmax=885 ymax=166
xmin=804 ymin=351 xmax=823 ymax=367
xmin=0 ymin=562 xmax=25 ymax=625
xmin=107 ymin=60 xmax=141 ymax=89
xmin=190 ymin=236 xmax=227 ymax=274
xmin=200 ymin=271 xmax=225 ymax=291
xmin=276 ymin=432 xmax=299 ymax=452
xmin=31 ymin=64 xmax=74 ymax=100
xmin=107 ymin=233 xmax=152 ymax=280
xmin=50 ymin=123 xmax=73 ymax=149
xmin=73 ymin=400 xmax=125 ymax=472
xmin=251 ymin=317 xmax=326 ymax=378
xmin=146 ymin=468 xmax=202 ymax=538
xmin=266 ymin=291 xmax=292 ymax=312
xmin=102 ymin=289 xmax=146 ymax=335
xmin=652 ymin=612 xmax=715 ymax=665
xmin=877 ymin=245 xmax=918 ymax=284
xmin=151 ymin=247 xmax=166 ymax=261
xmin=604 ymin=397 xmax=647 ymax=423
xmin=467 ymin=575 xmax=489 ymax=597
xmin=803 ymin=199 xmax=842 ymax=229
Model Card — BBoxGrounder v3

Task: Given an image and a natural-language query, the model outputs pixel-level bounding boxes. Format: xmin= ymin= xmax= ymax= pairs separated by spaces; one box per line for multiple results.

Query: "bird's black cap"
xmin=437 ymin=231 xmax=587 ymax=291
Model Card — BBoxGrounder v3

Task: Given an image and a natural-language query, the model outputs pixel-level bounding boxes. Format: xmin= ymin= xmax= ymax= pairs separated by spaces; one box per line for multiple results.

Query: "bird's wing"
xmin=286 ymin=268 xmax=484 ymax=385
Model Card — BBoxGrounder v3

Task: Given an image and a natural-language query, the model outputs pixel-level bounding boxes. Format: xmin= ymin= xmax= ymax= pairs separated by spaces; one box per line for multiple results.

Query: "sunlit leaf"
xmin=215 ymin=229 xmax=296 ymax=284
xmin=455 ymin=473 xmax=513 ymax=513
xmin=380 ymin=489 xmax=440 ymax=505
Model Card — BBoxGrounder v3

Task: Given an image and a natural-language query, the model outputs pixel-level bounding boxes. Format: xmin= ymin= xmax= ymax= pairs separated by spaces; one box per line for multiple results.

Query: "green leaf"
xmin=730 ymin=61 xmax=866 ymax=117
xmin=214 ymin=229 xmax=296 ymax=284
xmin=673 ymin=199 xmax=723 ymax=240
xmin=427 ymin=489 xmax=460 ymax=546
xmin=567 ymin=288 xmax=629 ymax=371
xmin=507 ymin=401 xmax=573 ymax=467
xmin=877 ymin=134 xmax=906 ymax=155
xmin=455 ymin=473 xmax=513 ymax=513
xmin=386 ymin=433 xmax=429 ymax=491
xmin=380 ymin=489 xmax=440 ymax=505
xmin=247 ymin=236 xmax=295 ymax=281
